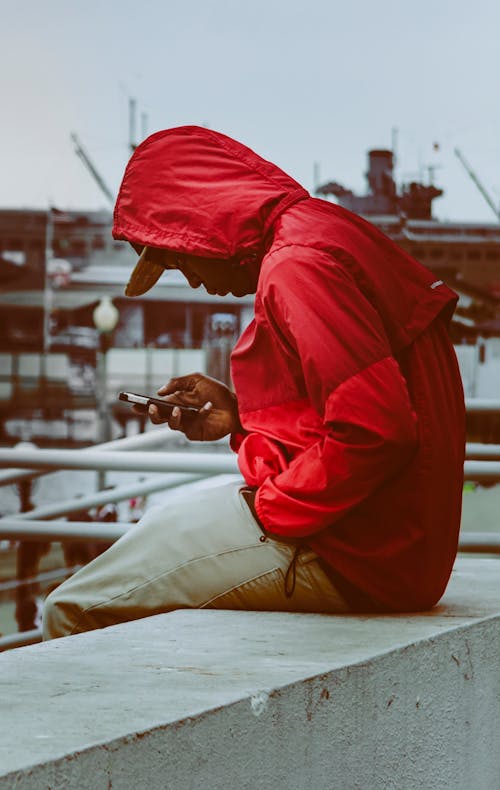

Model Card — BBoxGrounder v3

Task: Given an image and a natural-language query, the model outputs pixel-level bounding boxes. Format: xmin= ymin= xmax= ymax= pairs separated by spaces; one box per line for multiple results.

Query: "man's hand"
xmin=136 ymin=373 xmax=242 ymax=441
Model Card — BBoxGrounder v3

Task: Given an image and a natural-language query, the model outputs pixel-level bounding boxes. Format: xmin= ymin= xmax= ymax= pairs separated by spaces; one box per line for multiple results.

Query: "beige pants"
xmin=42 ymin=481 xmax=349 ymax=640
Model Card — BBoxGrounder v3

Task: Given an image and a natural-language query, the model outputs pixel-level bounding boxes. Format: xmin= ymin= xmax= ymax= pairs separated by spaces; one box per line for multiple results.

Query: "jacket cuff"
xmin=254 ymin=484 xmax=285 ymax=536
xmin=230 ymin=431 xmax=247 ymax=452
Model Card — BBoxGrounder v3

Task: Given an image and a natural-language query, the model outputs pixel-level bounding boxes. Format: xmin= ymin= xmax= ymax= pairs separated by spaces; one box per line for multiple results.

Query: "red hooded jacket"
xmin=114 ymin=126 xmax=465 ymax=612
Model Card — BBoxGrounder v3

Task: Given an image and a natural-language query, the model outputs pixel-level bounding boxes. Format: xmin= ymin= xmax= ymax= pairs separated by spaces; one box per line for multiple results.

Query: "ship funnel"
xmin=367 ymin=149 xmax=396 ymax=197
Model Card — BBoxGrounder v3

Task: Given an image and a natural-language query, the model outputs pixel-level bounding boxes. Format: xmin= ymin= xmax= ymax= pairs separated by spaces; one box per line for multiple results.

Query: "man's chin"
xmin=204 ymin=285 xmax=252 ymax=297
xmin=230 ymin=286 xmax=252 ymax=297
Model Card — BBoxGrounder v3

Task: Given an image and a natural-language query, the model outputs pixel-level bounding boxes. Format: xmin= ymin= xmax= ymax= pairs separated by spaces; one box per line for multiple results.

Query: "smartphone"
xmin=118 ymin=391 xmax=199 ymax=417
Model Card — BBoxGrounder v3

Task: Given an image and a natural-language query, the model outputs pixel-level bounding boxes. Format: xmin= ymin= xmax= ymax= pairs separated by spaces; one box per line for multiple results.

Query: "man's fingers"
xmin=148 ymin=404 xmax=164 ymax=425
xmin=157 ymin=374 xmax=198 ymax=396
xmin=198 ymin=401 xmax=213 ymax=418
xmin=157 ymin=387 xmax=208 ymax=410
xmin=170 ymin=405 xmax=183 ymax=430
xmin=157 ymin=381 xmax=180 ymax=396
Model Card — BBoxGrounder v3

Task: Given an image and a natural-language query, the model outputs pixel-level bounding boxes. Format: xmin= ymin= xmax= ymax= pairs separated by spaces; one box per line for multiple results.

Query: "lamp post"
xmin=93 ymin=297 xmax=119 ymax=489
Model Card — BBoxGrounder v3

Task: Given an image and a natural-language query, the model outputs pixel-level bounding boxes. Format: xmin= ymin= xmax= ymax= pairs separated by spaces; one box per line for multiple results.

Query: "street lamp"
xmin=93 ymin=297 xmax=119 ymax=489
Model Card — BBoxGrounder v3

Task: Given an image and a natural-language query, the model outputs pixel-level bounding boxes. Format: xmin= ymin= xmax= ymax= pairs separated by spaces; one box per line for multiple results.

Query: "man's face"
xmin=132 ymin=245 xmax=260 ymax=297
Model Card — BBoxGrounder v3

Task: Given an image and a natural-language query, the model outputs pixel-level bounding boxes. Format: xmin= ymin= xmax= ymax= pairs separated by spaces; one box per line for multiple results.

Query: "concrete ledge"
xmin=1 ymin=557 xmax=499 ymax=790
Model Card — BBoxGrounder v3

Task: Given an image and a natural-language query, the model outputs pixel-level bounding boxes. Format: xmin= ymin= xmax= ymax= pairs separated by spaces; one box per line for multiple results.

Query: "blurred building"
xmin=0 ymin=208 xmax=253 ymax=444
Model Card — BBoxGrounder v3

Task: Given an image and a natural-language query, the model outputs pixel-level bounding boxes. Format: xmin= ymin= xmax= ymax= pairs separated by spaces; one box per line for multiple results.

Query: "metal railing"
xmin=1 ymin=397 xmax=500 ymax=651
xmin=0 ymin=446 xmax=498 ymax=481
xmin=0 ymin=422 xmax=211 ymax=487
xmin=0 ymin=518 xmax=130 ymax=543
xmin=0 ymin=425 xmax=239 ymax=651
xmin=0 ymin=447 xmax=239 ymax=475
xmin=465 ymin=398 xmax=500 ymax=413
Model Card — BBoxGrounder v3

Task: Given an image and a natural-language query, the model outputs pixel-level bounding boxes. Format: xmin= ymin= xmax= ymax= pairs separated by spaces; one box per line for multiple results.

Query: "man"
xmin=43 ymin=126 xmax=465 ymax=639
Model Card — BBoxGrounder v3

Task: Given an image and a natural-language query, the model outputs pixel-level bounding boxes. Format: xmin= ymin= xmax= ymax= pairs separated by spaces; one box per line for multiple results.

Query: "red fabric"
xmin=113 ymin=126 xmax=308 ymax=259
xmin=114 ymin=126 xmax=465 ymax=612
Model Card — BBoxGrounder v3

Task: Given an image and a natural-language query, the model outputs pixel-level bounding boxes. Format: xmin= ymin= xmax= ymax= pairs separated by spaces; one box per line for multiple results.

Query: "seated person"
xmin=43 ymin=126 xmax=465 ymax=639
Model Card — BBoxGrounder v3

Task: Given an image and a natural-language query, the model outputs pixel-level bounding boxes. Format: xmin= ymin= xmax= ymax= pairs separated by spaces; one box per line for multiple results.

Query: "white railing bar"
xmin=0 ymin=519 xmax=130 ymax=542
xmin=466 ymin=444 xmax=500 ymax=460
xmin=459 ymin=532 xmax=500 ymax=552
xmin=1 ymin=444 xmax=499 ymax=483
xmin=0 ymin=448 xmax=498 ymax=479
xmin=0 ymin=629 xmax=41 ymax=652
xmin=0 ymin=448 xmax=239 ymax=475
xmin=2 ymin=521 xmax=499 ymax=551
xmin=0 ymin=565 xmax=81 ymax=593
xmin=465 ymin=398 xmax=500 ymax=413
xmin=0 ymin=425 xmax=176 ymax=488
xmin=464 ymin=461 xmax=500 ymax=481
xmin=0 ymin=473 xmax=205 ymax=522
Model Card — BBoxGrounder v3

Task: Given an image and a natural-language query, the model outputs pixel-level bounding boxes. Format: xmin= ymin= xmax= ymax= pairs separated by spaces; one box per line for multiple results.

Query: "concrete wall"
xmin=1 ymin=557 xmax=499 ymax=790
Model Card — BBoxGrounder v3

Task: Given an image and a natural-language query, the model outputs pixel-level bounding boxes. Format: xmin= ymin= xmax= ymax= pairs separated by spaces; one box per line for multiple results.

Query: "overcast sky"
xmin=2 ymin=0 xmax=500 ymax=222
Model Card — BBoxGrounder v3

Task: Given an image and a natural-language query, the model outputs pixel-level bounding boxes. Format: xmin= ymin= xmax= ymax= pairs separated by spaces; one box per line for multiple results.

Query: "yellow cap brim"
xmin=125 ymin=246 xmax=166 ymax=297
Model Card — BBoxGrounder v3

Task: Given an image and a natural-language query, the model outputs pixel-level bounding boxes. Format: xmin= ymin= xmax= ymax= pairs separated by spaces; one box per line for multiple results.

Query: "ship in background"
xmin=315 ymin=146 xmax=500 ymax=300
xmin=315 ymin=149 xmax=500 ymax=328
xmin=316 ymin=147 xmax=500 ymax=436
xmin=1 ymin=143 xmax=500 ymax=445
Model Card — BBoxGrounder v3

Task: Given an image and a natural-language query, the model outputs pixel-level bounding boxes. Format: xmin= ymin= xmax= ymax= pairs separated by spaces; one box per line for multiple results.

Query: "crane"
xmin=454 ymin=148 xmax=500 ymax=222
xmin=70 ymin=132 xmax=115 ymax=207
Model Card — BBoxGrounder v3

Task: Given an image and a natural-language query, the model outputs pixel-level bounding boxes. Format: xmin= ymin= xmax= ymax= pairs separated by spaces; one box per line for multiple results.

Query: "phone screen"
xmin=118 ymin=392 xmax=198 ymax=416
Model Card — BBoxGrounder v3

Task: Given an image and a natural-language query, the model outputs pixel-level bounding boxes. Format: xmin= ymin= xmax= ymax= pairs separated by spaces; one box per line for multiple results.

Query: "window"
xmin=92 ymin=235 xmax=106 ymax=250
xmin=69 ymin=239 xmax=87 ymax=255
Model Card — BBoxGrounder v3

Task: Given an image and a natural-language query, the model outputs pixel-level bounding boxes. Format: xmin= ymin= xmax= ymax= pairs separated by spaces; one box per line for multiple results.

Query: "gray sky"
xmin=2 ymin=0 xmax=500 ymax=222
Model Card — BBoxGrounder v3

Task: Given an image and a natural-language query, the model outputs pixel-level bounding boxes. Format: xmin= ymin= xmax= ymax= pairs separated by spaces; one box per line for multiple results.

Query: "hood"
xmin=113 ymin=126 xmax=309 ymax=260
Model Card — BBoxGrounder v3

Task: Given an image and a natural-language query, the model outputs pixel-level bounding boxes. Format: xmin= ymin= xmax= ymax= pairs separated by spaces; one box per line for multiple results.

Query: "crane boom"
xmin=454 ymin=148 xmax=500 ymax=221
xmin=71 ymin=132 xmax=115 ymax=206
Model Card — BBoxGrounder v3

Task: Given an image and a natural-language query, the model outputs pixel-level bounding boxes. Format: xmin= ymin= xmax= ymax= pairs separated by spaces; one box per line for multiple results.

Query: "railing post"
xmin=15 ymin=477 xmax=46 ymax=633
xmin=95 ymin=339 xmax=108 ymax=490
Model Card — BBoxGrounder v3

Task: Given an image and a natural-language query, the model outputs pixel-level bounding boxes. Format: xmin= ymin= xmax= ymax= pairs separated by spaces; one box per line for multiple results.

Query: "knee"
xmin=42 ymin=583 xmax=81 ymax=641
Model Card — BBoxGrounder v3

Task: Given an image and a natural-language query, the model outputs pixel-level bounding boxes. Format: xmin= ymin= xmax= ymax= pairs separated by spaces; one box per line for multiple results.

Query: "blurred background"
xmin=2 ymin=0 xmax=500 ymax=220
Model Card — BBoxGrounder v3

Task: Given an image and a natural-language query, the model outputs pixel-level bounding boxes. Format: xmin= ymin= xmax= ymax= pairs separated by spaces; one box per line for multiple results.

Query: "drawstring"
xmin=284 ymin=545 xmax=302 ymax=598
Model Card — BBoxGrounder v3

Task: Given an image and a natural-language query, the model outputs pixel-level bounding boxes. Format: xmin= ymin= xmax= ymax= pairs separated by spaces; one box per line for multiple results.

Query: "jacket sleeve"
xmin=253 ymin=248 xmax=418 ymax=538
